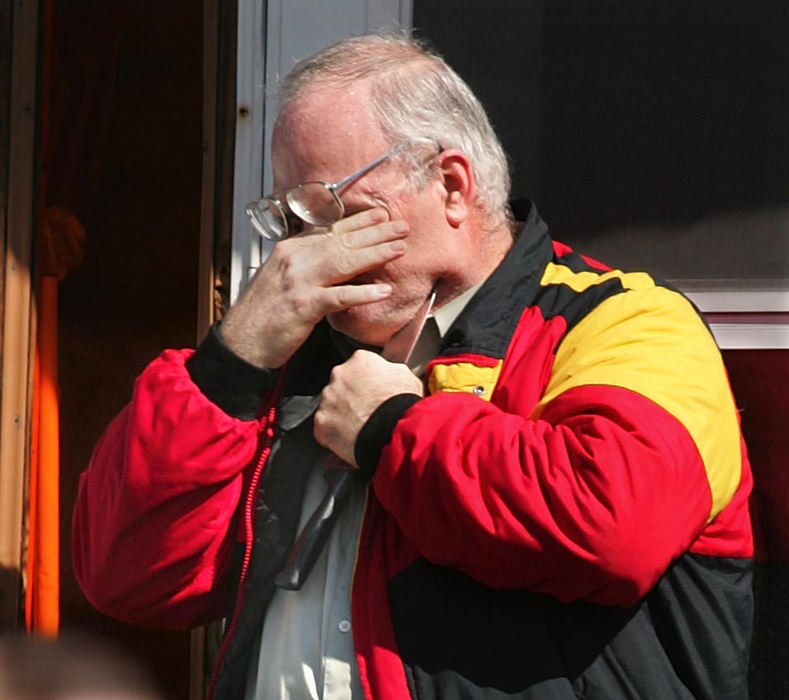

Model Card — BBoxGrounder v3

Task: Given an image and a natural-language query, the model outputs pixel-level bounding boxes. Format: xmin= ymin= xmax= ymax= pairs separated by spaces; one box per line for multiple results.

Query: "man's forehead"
xmin=272 ymin=85 xmax=388 ymax=183
xmin=276 ymin=83 xmax=375 ymax=136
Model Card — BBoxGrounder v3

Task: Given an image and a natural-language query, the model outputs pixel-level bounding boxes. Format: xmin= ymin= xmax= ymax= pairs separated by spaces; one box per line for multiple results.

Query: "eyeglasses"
xmin=245 ymin=145 xmax=404 ymax=241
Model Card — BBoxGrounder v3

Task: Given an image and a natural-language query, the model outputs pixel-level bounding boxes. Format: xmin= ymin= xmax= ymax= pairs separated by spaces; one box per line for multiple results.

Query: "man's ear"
xmin=436 ymin=149 xmax=475 ymax=227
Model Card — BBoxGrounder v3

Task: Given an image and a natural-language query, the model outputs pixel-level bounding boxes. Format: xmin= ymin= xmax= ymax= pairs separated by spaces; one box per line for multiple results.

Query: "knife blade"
xmin=381 ymin=288 xmax=437 ymax=364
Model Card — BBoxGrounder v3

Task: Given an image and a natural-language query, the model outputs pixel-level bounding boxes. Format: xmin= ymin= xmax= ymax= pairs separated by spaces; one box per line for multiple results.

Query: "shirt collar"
xmin=405 ymin=279 xmax=486 ymax=376
xmin=431 ymin=280 xmax=486 ymax=338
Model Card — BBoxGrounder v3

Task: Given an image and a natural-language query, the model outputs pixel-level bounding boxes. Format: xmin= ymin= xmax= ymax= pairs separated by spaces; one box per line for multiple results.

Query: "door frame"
xmin=0 ymin=0 xmax=38 ymax=631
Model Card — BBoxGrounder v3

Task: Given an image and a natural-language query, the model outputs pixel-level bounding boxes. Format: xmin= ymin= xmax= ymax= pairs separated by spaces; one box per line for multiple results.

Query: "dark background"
xmin=415 ymin=0 xmax=788 ymax=280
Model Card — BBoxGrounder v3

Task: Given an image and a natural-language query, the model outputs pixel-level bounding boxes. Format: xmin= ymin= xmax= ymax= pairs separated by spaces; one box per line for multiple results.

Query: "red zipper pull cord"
xmin=207 ymin=369 xmax=287 ymax=699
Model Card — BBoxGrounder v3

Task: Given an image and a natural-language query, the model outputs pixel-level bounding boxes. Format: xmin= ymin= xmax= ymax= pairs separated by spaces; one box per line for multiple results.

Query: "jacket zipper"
xmin=207 ymin=370 xmax=287 ymax=699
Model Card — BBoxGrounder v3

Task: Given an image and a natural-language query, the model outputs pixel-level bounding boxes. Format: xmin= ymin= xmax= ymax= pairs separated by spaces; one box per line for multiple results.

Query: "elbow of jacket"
xmin=581 ymin=534 xmax=669 ymax=607
xmin=75 ymin=570 xmax=198 ymax=630
xmin=73 ymin=566 xmax=138 ymax=626
xmin=72 ymin=536 xmax=225 ymax=630
xmin=72 ymin=537 xmax=176 ymax=629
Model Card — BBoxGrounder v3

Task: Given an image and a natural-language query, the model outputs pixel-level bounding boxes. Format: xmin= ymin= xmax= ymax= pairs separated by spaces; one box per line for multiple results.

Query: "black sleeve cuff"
xmin=185 ymin=323 xmax=276 ymax=420
xmin=354 ymin=393 xmax=421 ymax=476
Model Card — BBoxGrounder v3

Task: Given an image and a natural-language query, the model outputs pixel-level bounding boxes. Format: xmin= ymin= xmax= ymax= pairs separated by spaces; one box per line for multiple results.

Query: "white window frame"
xmin=676 ymin=282 xmax=789 ymax=349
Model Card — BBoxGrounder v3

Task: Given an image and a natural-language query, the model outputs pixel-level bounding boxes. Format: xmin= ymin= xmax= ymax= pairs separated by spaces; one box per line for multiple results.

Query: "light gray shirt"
xmin=246 ymin=465 xmax=367 ymax=700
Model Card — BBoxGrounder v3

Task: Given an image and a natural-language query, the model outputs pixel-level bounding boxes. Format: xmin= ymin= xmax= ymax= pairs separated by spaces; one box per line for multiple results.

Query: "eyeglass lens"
xmin=245 ymin=199 xmax=288 ymax=240
xmin=286 ymin=183 xmax=342 ymax=227
xmin=246 ymin=183 xmax=344 ymax=241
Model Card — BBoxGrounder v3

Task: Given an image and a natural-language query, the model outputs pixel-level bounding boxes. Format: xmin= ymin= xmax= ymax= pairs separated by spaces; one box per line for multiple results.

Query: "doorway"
xmin=48 ymin=1 xmax=204 ymax=696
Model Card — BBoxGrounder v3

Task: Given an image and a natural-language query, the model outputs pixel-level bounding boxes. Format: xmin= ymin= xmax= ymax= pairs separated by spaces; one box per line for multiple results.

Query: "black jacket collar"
xmin=441 ymin=201 xmax=553 ymax=360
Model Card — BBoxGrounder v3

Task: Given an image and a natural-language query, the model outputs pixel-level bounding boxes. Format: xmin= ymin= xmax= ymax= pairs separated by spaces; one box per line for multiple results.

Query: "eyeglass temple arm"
xmin=331 ymin=151 xmax=393 ymax=191
xmin=332 ymin=141 xmax=443 ymax=193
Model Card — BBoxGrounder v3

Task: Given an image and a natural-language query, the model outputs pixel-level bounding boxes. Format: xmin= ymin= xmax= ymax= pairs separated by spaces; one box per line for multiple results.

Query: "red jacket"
xmin=74 ymin=205 xmax=753 ymax=699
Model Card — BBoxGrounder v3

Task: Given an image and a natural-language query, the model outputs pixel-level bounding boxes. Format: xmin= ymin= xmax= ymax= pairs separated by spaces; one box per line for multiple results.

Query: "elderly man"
xmin=73 ymin=34 xmax=753 ymax=700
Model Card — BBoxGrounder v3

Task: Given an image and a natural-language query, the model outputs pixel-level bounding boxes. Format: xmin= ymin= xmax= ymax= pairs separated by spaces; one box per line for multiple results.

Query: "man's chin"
xmin=327 ymin=306 xmax=400 ymax=348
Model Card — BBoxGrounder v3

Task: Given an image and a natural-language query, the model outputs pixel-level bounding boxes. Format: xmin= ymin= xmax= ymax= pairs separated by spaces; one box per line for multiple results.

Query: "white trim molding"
xmin=707 ymin=322 xmax=789 ymax=350
xmin=672 ymin=279 xmax=789 ymax=349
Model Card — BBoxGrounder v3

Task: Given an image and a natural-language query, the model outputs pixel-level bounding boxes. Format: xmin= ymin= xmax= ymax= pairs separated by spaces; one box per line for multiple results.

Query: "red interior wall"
xmin=723 ymin=349 xmax=789 ymax=697
xmin=723 ymin=350 xmax=789 ymax=563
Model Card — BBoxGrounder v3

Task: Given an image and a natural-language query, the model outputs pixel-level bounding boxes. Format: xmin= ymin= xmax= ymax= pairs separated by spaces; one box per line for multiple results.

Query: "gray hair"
xmin=278 ymin=33 xmax=512 ymax=230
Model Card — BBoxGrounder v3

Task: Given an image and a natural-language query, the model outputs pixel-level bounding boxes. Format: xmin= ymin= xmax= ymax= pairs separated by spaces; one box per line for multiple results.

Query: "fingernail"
xmin=375 ymin=284 xmax=392 ymax=297
xmin=388 ymin=240 xmax=406 ymax=254
xmin=391 ymin=221 xmax=408 ymax=234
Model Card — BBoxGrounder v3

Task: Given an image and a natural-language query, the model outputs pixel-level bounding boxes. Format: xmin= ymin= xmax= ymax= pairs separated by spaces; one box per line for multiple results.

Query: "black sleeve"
xmin=354 ymin=393 xmax=421 ymax=475
xmin=185 ymin=323 xmax=276 ymax=420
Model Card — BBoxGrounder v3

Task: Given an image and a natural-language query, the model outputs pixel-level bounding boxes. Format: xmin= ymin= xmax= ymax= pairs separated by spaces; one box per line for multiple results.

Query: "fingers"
xmin=220 ymin=208 xmax=407 ymax=369
xmin=309 ymin=213 xmax=406 ymax=314
xmin=327 ymin=207 xmax=389 ymax=235
xmin=328 ymin=208 xmax=406 ymax=249
xmin=318 ymin=282 xmax=394 ymax=314
xmin=314 ymin=350 xmax=425 ymax=464
xmin=276 ymin=207 xmax=407 ymax=291
xmin=324 ymin=236 xmax=405 ymax=283
xmin=308 ymin=209 xmax=408 ymax=283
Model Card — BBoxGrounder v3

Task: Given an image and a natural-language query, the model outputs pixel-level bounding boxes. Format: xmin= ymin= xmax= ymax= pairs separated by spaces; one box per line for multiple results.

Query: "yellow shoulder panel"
xmin=535 ymin=270 xmax=741 ymax=521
